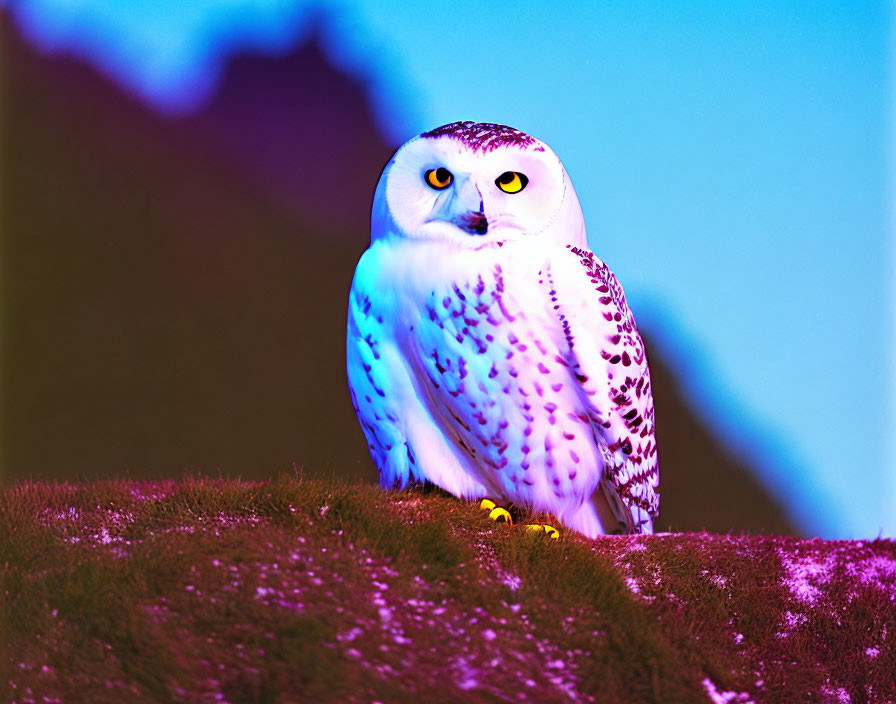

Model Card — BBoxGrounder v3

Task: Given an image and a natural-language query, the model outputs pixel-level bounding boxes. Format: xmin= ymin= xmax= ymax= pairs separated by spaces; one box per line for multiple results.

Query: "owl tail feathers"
xmin=630 ymin=506 xmax=655 ymax=535
xmin=562 ymin=494 xmax=651 ymax=537
xmin=599 ymin=481 xmax=655 ymax=535
xmin=558 ymin=486 xmax=624 ymax=538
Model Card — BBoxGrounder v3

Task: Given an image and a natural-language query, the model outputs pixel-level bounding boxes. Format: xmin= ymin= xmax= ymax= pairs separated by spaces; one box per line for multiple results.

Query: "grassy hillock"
xmin=2 ymin=475 xmax=893 ymax=703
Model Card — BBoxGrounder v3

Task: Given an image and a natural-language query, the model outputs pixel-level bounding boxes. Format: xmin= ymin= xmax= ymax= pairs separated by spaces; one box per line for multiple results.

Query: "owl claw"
xmin=489 ymin=507 xmax=512 ymax=524
xmin=524 ymin=524 xmax=560 ymax=540
xmin=479 ymin=499 xmax=512 ymax=525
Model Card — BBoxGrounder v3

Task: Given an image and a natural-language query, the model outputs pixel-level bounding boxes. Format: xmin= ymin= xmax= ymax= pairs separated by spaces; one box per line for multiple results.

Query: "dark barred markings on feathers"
xmin=421 ymin=121 xmax=540 ymax=153
xmin=567 ymin=245 xmax=659 ymax=517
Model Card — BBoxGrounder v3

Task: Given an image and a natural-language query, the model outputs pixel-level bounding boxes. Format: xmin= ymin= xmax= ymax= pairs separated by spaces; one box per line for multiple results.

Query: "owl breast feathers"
xmin=347 ymin=121 xmax=659 ymax=537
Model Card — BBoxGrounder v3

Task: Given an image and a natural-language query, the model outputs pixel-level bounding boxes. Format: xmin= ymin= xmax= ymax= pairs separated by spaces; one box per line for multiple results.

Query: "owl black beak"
xmin=458 ymin=210 xmax=488 ymax=235
xmin=439 ymin=176 xmax=487 ymax=235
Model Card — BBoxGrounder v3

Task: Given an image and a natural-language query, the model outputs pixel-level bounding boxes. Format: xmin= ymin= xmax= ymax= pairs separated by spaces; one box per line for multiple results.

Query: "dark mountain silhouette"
xmin=0 ymin=16 xmax=799 ymax=534
xmin=184 ymin=33 xmax=389 ymax=235
xmin=646 ymin=339 xmax=797 ymax=534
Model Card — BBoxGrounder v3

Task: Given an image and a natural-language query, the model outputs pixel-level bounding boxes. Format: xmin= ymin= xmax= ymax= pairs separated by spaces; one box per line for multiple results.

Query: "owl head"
xmin=371 ymin=122 xmax=586 ymax=248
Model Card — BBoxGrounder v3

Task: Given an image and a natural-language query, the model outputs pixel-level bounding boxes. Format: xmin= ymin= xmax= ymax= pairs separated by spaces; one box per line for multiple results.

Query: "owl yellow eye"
xmin=495 ymin=171 xmax=528 ymax=194
xmin=425 ymin=167 xmax=453 ymax=190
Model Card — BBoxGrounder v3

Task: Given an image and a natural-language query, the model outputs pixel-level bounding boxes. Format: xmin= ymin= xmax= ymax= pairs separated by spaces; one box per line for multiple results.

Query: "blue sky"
xmin=7 ymin=0 xmax=893 ymax=537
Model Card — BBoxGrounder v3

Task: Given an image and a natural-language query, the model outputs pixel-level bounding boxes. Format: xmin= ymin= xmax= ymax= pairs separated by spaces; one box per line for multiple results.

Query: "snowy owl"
xmin=346 ymin=121 xmax=659 ymax=537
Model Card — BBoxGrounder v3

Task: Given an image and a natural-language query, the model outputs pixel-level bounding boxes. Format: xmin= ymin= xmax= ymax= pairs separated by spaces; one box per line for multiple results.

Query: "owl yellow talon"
xmin=479 ymin=499 xmax=512 ymax=525
xmin=525 ymin=524 xmax=559 ymax=539
xmin=488 ymin=507 xmax=513 ymax=525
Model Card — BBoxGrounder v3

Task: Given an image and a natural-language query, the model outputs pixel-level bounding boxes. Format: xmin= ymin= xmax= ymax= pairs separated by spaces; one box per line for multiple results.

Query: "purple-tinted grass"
xmin=2 ymin=475 xmax=893 ymax=703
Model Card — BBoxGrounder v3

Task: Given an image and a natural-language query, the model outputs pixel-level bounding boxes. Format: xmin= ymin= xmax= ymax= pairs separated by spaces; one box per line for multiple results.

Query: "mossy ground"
xmin=2 ymin=475 xmax=894 ymax=703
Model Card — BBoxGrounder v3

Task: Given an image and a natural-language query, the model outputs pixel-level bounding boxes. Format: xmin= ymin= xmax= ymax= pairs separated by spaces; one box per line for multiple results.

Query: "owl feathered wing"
xmin=347 ymin=243 xmax=495 ymax=498
xmin=550 ymin=245 xmax=660 ymax=533
xmin=348 ymin=239 xmax=659 ymax=535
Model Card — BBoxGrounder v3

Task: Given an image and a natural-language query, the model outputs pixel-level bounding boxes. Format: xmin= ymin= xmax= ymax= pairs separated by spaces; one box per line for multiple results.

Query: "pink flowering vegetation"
xmin=2 ymin=475 xmax=894 ymax=704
